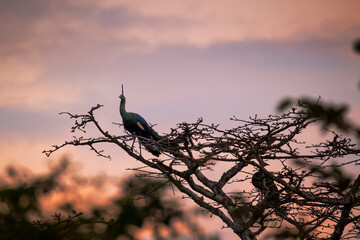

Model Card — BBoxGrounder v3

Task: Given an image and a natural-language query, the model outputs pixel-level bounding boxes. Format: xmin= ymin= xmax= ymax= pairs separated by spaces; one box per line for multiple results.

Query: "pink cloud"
xmin=68 ymin=0 xmax=360 ymax=48
xmin=2 ymin=0 xmax=359 ymax=59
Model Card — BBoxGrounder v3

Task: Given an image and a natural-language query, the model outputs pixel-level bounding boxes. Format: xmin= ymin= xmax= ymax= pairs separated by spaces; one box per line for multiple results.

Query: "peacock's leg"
xmin=139 ymin=142 xmax=142 ymax=156
xmin=138 ymin=138 xmax=142 ymax=156
xmin=130 ymin=133 xmax=136 ymax=151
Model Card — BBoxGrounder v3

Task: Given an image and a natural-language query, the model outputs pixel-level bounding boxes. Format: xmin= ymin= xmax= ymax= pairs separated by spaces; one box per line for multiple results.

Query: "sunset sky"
xmin=1 ymin=0 xmax=360 ymax=237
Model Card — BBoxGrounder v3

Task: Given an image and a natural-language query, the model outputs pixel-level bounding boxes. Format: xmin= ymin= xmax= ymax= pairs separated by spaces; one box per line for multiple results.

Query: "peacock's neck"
xmin=120 ymin=99 xmax=127 ymax=117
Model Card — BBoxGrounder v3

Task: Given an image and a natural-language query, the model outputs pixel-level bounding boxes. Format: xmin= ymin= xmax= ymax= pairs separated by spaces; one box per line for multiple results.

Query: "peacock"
xmin=251 ymin=170 xmax=280 ymax=203
xmin=119 ymin=85 xmax=162 ymax=156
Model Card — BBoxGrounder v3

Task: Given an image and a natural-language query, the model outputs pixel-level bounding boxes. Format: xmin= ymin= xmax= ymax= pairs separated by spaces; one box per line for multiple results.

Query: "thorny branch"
xmin=44 ymin=105 xmax=360 ymax=240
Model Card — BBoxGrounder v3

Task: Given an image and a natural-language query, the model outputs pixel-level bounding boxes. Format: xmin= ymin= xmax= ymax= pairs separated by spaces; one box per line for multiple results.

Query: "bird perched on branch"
xmin=251 ymin=170 xmax=280 ymax=203
xmin=119 ymin=85 xmax=161 ymax=156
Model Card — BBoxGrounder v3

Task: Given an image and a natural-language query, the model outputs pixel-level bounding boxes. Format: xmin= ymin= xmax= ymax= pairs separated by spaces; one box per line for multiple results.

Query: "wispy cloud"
xmin=2 ymin=0 xmax=360 ymax=57
xmin=67 ymin=0 xmax=360 ymax=47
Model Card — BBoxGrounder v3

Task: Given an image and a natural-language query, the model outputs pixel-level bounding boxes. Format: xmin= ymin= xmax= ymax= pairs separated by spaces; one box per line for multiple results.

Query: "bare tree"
xmin=44 ymin=104 xmax=360 ymax=240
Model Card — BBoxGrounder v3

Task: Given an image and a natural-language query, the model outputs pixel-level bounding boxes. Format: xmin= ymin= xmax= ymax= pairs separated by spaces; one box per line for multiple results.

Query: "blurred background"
xmin=1 ymin=0 xmax=360 ymax=239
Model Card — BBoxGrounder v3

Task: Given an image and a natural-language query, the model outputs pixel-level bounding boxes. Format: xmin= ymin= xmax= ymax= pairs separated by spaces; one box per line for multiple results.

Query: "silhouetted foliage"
xmin=0 ymin=159 xmax=218 ymax=240
xmin=353 ymin=38 xmax=360 ymax=54
xmin=0 ymin=160 xmax=68 ymax=240
xmin=277 ymin=97 xmax=360 ymax=139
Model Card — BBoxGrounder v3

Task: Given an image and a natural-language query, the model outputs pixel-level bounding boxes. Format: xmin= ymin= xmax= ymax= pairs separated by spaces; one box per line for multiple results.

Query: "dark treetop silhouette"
xmin=119 ymin=84 xmax=162 ymax=156
xmin=44 ymin=96 xmax=360 ymax=240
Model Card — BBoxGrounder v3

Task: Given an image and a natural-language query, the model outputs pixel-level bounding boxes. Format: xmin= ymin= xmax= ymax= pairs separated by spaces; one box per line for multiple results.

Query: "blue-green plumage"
xmin=119 ymin=85 xmax=161 ymax=156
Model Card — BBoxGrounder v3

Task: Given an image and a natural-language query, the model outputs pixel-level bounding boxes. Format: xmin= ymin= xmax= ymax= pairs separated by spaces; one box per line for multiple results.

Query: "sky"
xmin=1 ymin=0 xmax=360 ymax=238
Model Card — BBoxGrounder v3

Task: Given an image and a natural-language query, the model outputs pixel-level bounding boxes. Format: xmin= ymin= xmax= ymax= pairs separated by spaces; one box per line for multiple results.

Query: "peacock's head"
xmin=119 ymin=84 xmax=125 ymax=100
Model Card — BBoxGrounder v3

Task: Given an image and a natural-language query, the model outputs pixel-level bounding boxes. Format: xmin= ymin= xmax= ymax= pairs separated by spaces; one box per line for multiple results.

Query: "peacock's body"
xmin=119 ymin=85 xmax=162 ymax=156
